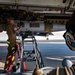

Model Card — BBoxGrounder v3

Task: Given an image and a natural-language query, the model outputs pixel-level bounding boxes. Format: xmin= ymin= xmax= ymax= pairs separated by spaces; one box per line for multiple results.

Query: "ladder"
xmin=21 ymin=31 xmax=44 ymax=71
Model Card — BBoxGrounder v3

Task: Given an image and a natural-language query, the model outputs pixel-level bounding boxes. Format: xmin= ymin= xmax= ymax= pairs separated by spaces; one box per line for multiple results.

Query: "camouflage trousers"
xmin=4 ymin=43 xmax=17 ymax=71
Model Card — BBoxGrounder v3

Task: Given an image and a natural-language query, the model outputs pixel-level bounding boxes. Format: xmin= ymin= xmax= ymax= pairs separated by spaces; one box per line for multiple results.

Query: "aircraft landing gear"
xmin=63 ymin=31 xmax=75 ymax=51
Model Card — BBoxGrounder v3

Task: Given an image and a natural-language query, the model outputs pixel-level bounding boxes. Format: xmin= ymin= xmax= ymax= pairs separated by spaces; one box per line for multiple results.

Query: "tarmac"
xmin=0 ymin=31 xmax=75 ymax=74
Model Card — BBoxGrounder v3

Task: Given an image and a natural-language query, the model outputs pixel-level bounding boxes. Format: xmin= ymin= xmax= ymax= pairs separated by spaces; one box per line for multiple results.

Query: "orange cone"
xmin=23 ymin=62 xmax=27 ymax=72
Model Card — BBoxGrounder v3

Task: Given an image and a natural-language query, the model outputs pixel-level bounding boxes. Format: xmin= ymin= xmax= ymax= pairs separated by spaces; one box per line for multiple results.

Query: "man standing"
xmin=4 ymin=18 xmax=22 ymax=73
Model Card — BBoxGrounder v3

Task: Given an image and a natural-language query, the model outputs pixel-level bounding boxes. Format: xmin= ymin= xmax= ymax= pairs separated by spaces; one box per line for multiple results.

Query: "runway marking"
xmin=45 ymin=57 xmax=63 ymax=61
xmin=45 ymin=57 xmax=75 ymax=62
xmin=0 ymin=62 xmax=4 ymax=70
xmin=37 ymin=42 xmax=65 ymax=44
xmin=0 ymin=44 xmax=8 ymax=46
xmin=64 ymin=56 xmax=75 ymax=58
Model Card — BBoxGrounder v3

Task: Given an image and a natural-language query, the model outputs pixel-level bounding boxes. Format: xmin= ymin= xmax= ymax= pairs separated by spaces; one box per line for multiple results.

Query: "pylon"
xmin=23 ymin=62 xmax=27 ymax=72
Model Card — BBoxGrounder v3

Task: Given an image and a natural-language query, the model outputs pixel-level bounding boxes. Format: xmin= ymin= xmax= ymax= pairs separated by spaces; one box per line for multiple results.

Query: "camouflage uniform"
xmin=4 ymin=20 xmax=17 ymax=71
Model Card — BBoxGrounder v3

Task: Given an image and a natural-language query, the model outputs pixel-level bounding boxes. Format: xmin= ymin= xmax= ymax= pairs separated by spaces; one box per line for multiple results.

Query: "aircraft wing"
xmin=0 ymin=0 xmax=74 ymax=34
xmin=0 ymin=0 xmax=75 ymax=11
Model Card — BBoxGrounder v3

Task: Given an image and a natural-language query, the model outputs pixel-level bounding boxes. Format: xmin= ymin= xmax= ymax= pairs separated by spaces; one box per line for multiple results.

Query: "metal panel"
xmin=20 ymin=21 xmax=44 ymax=32
xmin=0 ymin=0 xmax=75 ymax=9
xmin=18 ymin=0 xmax=68 ymax=7
xmin=0 ymin=0 xmax=70 ymax=7
xmin=0 ymin=0 xmax=14 ymax=3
